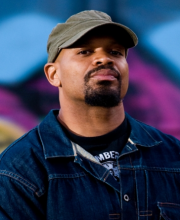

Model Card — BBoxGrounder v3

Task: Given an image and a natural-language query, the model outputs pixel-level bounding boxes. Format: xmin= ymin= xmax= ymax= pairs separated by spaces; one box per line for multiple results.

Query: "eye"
xmin=110 ymin=50 xmax=123 ymax=56
xmin=78 ymin=50 xmax=92 ymax=55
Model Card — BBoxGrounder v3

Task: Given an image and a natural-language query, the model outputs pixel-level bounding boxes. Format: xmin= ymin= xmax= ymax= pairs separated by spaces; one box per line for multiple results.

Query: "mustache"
xmin=84 ymin=65 xmax=121 ymax=82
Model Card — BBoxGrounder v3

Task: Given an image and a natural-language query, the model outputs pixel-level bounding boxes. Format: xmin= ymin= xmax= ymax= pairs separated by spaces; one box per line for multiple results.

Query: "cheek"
xmin=121 ymin=76 xmax=129 ymax=97
xmin=60 ymin=68 xmax=86 ymax=98
xmin=120 ymin=64 xmax=129 ymax=98
xmin=60 ymin=64 xmax=79 ymax=86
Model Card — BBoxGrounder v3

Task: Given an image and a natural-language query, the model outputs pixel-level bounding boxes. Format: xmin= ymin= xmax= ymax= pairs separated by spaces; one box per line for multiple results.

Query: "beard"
xmin=84 ymin=65 xmax=121 ymax=108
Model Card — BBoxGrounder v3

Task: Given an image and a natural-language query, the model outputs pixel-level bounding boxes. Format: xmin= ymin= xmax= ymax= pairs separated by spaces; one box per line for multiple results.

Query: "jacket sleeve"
xmin=0 ymin=128 xmax=48 ymax=219
xmin=0 ymin=207 xmax=12 ymax=220
xmin=0 ymin=173 xmax=46 ymax=220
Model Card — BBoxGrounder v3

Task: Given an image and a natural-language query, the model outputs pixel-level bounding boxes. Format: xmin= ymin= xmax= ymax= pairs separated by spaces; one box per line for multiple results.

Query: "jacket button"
xmin=124 ymin=194 xmax=130 ymax=202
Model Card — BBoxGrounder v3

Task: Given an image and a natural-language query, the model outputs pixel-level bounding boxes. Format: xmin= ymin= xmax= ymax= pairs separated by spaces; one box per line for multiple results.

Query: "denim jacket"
xmin=0 ymin=110 xmax=180 ymax=220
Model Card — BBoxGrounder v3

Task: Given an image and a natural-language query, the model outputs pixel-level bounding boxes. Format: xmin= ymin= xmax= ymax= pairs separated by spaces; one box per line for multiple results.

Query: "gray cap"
xmin=47 ymin=10 xmax=138 ymax=62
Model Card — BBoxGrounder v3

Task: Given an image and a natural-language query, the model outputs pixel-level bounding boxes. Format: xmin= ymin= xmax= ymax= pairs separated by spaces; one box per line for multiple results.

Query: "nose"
xmin=92 ymin=50 xmax=114 ymax=66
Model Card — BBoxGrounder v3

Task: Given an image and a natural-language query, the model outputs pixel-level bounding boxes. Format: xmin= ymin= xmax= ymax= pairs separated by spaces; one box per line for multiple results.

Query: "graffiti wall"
xmin=1 ymin=0 xmax=180 ymax=152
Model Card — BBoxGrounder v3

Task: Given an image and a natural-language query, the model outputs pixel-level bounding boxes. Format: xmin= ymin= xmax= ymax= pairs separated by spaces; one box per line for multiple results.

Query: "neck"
xmin=58 ymin=99 xmax=125 ymax=137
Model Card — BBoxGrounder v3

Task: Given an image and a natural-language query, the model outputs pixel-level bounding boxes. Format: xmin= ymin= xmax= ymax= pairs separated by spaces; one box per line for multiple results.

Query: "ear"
xmin=44 ymin=63 xmax=61 ymax=87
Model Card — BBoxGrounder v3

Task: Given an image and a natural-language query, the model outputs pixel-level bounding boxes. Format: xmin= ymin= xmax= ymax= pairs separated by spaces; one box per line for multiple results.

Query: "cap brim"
xmin=60 ymin=22 xmax=138 ymax=50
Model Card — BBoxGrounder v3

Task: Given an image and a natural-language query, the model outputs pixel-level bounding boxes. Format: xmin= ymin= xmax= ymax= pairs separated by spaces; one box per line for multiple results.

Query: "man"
xmin=0 ymin=10 xmax=180 ymax=220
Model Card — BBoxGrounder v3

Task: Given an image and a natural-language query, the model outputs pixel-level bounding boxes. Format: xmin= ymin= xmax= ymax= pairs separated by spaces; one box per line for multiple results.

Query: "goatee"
xmin=84 ymin=65 xmax=121 ymax=108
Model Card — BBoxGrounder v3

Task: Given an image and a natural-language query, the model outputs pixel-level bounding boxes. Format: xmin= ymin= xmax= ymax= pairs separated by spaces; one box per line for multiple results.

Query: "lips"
xmin=90 ymin=69 xmax=118 ymax=81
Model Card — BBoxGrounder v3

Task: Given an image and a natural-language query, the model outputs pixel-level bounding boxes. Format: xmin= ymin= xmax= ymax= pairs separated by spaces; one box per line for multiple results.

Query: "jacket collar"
xmin=38 ymin=110 xmax=162 ymax=159
xmin=38 ymin=110 xmax=74 ymax=159
xmin=126 ymin=113 xmax=162 ymax=147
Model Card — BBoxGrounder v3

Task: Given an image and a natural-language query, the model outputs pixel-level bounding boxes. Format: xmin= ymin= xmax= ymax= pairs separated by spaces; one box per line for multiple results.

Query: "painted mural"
xmin=0 ymin=0 xmax=180 ymax=152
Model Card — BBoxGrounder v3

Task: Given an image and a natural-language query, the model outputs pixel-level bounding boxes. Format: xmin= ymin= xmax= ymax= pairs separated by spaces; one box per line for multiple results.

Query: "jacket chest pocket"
xmin=158 ymin=202 xmax=180 ymax=220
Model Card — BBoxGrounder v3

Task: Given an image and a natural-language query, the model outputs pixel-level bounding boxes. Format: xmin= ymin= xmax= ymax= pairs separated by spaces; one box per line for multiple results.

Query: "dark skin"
xmin=44 ymin=32 xmax=129 ymax=137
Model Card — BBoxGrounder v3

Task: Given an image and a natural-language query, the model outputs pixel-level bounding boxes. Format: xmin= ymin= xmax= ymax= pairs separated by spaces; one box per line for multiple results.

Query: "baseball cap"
xmin=47 ymin=10 xmax=138 ymax=62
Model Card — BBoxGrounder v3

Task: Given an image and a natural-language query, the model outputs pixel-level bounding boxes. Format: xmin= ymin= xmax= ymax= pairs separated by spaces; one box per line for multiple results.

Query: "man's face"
xmin=54 ymin=32 xmax=129 ymax=108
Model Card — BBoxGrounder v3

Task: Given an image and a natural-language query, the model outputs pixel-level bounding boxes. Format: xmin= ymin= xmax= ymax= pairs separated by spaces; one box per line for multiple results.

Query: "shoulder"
xmin=126 ymin=114 xmax=180 ymax=168
xmin=0 ymin=126 xmax=43 ymax=163
xmin=138 ymin=119 xmax=180 ymax=146
xmin=0 ymin=126 xmax=47 ymax=196
xmin=126 ymin=113 xmax=180 ymax=148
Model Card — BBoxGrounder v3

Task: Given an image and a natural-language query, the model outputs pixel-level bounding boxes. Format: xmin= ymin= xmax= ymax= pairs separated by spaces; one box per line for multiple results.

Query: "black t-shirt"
xmin=60 ymin=117 xmax=130 ymax=181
